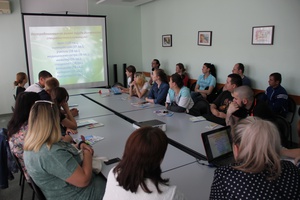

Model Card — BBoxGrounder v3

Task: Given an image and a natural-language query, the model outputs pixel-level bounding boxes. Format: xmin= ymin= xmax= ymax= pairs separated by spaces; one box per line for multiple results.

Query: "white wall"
xmin=0 ymin=0 xmax=142 ymax=114
xmin=141 ymin=0 xmax=300 ymax=94
xmin=140 ymin=0 xmax=300 ymax=142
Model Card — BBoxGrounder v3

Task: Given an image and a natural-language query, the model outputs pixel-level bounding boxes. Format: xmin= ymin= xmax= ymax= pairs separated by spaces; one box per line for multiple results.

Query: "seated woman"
xmin=145 ymin=69 xmax=169 ymax=105
xmin=38 ymin=77 xmax=59 ymax=101
xmin=165 ymin=73 xmax=194 ymax=113
xmin=192 ymin=63 xmax=216 ymax=100
xmin=129 ymin=72 xmax=149 ymax=98
xmin=14 ymin=72 xmax=28 ymax=97
xmin=24 ymin=101 xmax=106 ymax=199
xmin=7 ymin=92 xmax=40 ymax=181
xmin=175 ymin=63 xmax=189 ymax=87
xmin=103 ymin=127 xmax=185 ymax=199
xmin=210 ymin=117 xmax=300 ymax=199
xmin=119 ymin=65 xmax=136 ymax=93
xmin=51 ymin=87 xmax=78 ymax=134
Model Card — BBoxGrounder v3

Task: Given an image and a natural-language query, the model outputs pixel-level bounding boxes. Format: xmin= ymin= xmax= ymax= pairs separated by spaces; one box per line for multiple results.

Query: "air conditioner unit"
xmin=0 ymin=1 xmax=11 ymax=14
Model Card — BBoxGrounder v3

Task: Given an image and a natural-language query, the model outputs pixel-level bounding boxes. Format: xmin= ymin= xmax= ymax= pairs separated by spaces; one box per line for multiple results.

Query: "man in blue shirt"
xmin=232 ymin=63 xmax=251 ymax=87
xmin=261 ymin=72 xmax=288 ymax=117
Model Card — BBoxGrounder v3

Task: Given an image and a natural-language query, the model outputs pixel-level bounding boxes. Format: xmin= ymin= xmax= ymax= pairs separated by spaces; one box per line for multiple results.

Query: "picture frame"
xmin=198 ymin=31 xmax=212 ymax=46
xmin=162 ymin=34 xmax=172 ymax=47
xmin=252 ymin=26 xmax=274 ymax=45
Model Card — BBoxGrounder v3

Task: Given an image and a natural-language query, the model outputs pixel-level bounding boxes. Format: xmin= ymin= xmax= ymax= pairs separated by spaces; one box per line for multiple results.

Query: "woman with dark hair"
xmin=145 ymin=69 xmax=169 ymax=105
xmin=7 ymin=92 xmax=40 ymax=180
xmin=192 ymin=63 xmax=217 ymax=99
xmin=175 ymin=63 xmax=189 ymax=87
xmin=14 ymin=72 xmax=28 ymax=97
xmin=165 ymin=73 xmax=194 ymax=113
xmin=51 ymin=87 xmax=77 ymax=133
xmin=210 ymin=117 xmax=300 ymax=199
xmin=119 ymin=65 xmax=136 ymax=93
xmin=103 ymin=127 xmax=185 ymax=199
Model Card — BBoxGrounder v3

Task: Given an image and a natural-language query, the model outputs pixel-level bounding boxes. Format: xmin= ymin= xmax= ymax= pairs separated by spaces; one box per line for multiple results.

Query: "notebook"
xmin=201 ymin=126 xmax=235 ymax=167
xmin=111 ymin=87 xmax=122 ymax=95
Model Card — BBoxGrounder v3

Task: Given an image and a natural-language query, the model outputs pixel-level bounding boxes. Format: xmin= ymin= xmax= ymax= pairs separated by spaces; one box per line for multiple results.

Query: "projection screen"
xmin=22 ymin=13 xmax=108 ymax=89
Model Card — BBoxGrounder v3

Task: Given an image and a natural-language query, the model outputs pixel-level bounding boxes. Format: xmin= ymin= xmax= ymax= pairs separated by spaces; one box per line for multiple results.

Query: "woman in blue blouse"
xmin=192 ymin=63 xmax=216 ymax=99
xmin=165 ymin=73 xmax=194 ymax=113
xmin=145 ymin=69 xmax=169 ymax=105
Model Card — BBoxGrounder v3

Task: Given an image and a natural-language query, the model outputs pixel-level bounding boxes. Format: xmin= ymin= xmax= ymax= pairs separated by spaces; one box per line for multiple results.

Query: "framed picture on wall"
xmin=162 ymin=34 xmax=172 ymax=47
xmin=252 ymin=26 xmax=274 ymax=45
xmin=198 ymin=31 xmax=212 ymax=46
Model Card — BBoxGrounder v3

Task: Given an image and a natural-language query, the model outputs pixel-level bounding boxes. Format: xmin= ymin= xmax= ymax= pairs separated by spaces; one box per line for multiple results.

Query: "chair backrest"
xmin=189 ymin=97 xmax=210 ymax=116
xmin=189 ymin=82 xmax=196 ymax=92
xmin=28 ymin=177 xmax=46 ymax=200
xmin=286 ymin=97 xmax=296 ymax=124
xmin=273 ymin=115 xmax=291 ymax=148
xmin=254 ymin=91 xmax=265 ymax=100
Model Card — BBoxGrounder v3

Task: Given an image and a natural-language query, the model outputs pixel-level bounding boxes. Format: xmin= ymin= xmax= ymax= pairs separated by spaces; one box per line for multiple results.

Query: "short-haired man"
xmin=204 ymin=74 xmax=242 ymax=125
xmin=232 ymin=63 xmax=251 ymax=87
xmin=261 ymin=72 xmax=288 ymax=117
xmin=25 ymin=70 xmax=52 ymax=93
xmin=226 ymin=85 xmax=274 ymax=126
xmin=149 ymin=59 xmax=160 ymax=85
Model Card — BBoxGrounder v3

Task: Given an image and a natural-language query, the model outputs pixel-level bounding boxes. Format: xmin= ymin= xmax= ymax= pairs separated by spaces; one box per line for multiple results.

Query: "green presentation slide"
xmin=29 ymin=26 xmax=104 ymax=85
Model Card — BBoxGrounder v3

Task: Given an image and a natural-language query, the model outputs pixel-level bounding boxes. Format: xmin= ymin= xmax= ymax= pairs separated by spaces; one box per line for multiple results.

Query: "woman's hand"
xmin=80 ymin=143 xmax=94 ymax=156
xmin=66 ymin=128 xmax=78 ymax=135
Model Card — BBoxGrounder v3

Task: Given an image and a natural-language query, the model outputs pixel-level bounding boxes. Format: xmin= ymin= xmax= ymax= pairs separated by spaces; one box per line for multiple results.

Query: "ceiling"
xmin=95 ymin=0 xmax=155 ymax=6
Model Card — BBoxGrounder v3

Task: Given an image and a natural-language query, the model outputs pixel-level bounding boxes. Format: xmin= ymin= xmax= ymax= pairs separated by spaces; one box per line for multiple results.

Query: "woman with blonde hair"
xmin=129 ymin=72 xmax=149 ymax=98
xmin=14 ymin=72 xmax=28 ymax=97
xmin=210 ymin=117 xmax=300 ymax=199
xmin=24 ymin=101 xmax=106 ymax=199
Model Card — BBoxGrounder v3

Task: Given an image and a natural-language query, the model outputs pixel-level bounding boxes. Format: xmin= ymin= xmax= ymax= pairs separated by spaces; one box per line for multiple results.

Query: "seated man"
xmin=226 ymin=86 xmax=274 ymax=126
xmin=204 ymin=74 xmax=242 ymax=125
xmin=25 ymin=70 xmax=52 ymax=93
xmin=261 ymin=72 xmax=288 ymax=117
xmin=232 ymin=63 xmax=251 ymax=87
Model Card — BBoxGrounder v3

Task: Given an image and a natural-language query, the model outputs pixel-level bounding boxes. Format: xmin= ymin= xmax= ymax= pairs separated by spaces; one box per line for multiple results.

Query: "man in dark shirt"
xmin=226 ymin=86 xmax=274 ymax=126
xmin=261 ymin=72 xmax=288 ymax=117
xmin=204 ymin=74 xmax=242 ymax=125
xmin=232 ymin=63 xmax=251 ymax=87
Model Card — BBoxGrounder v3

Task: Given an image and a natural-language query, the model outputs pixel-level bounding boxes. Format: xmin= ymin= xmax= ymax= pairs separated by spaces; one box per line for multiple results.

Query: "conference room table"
xmin=163 ymin=161 xmax=215 ymax=200
xmin=68 ymin=95 xmax=114 ymax=119
xmin=84 ymin=93 xmax=161 ymax=113
xmin=119 ymin=106 xmax=223 ymax=159
xmin=72 ymin=114 xmax=199 ymax=178
xmin=67 ymin=88 xmax=100 ymax=96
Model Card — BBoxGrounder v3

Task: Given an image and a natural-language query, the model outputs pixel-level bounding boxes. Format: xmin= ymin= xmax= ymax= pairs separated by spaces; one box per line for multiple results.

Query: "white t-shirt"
xmin=127 ymin=77 xmax=132 ymax=88
xmin=103 ymin=168 xmax=185 ymax=200
xmin=25 ymin=83 xmax=43 ymax=93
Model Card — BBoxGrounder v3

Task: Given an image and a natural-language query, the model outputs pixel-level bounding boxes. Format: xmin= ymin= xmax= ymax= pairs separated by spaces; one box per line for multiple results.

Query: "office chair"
xmin=254 ymin=91 xmax=265 ymax=100
xmin=286 ymin=97 xmax=296 ymax=124
xmin=28 ymin=177 xmax=46 ymax=200
xmin=12 ymin=154 xmax=35 ymax=200
xmin=273 ymin=115 xmax=291 ymax=148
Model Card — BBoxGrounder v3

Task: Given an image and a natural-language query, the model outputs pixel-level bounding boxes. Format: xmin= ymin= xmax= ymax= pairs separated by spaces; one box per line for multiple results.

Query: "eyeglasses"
xmin=35 ymin=100 xmax=54 ymax=107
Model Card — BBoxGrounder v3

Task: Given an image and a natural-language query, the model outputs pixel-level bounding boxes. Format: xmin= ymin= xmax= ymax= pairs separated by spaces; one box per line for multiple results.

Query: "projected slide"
xmin=23 ymin=14 xmax=108 ymax=89
xmin=30 ymin=26 xmax=104 ymax=86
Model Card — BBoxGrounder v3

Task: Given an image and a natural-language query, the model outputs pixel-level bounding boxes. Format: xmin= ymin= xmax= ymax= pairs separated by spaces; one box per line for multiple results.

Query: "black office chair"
xmin=273 ymin=115 xmax=291 ymax=148
xmin=254 ymin=91 xmax=265 ymax=100
xmin=12 ymin=154 xmax=35 ymax=200
xmin=286 ymin=97 xmax=296 ymax=124
xmin=28 ymin=177 xmax=46 ymax=200
xmin=189 ymin=97 xmax=210 ymax=117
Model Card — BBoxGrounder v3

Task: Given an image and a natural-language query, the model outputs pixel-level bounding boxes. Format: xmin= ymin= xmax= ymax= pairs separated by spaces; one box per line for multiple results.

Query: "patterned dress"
xmin=9 ymin=124 xmax=29 ymax=181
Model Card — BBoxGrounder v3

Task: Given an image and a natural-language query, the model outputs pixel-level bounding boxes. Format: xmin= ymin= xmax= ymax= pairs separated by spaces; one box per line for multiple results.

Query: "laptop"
xmin=201 ymin=126 xmax=235 ymax=167
xmin=111 ymin=87 xmax=122 ymax=95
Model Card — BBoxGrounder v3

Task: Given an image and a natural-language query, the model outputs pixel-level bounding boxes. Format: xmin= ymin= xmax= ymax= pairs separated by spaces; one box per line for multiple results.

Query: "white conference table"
xmin=163 ymin=161 xmax=215 ymax=200
xmin=67 ymin=88 xmax=100 ymax=96
xmin=120 ymin=107 xmax=223 ymax=159
xmin=68 ymin=95 xmax=113 ymax=119
xmin=73 ymin=115 xmax=198 ymax=178
xmin=84 ymin=93 xmax=161 ymax=113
